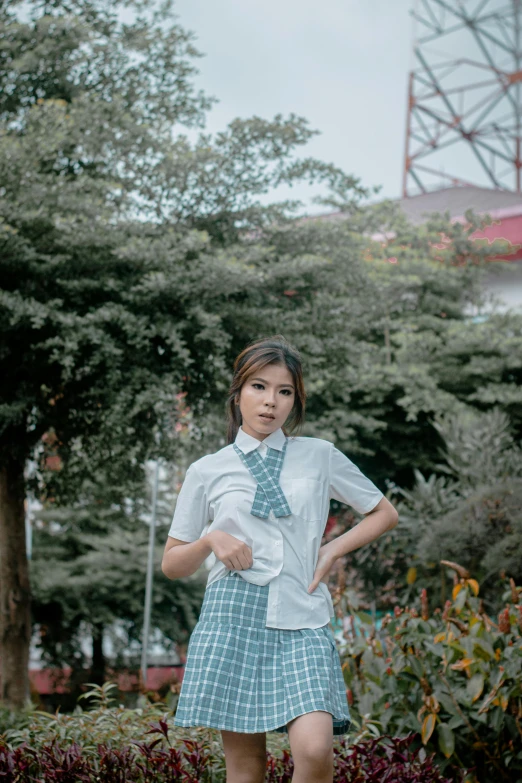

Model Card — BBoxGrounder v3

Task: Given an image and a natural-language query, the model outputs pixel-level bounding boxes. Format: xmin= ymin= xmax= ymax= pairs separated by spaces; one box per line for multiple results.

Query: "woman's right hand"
xmin=207 ymin=530 xmax=253 ymax=571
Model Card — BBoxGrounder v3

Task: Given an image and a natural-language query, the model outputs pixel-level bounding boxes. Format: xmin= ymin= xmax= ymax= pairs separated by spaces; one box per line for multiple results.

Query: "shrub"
xmin=340 ymin=566 xmax=522 ymax=782
xmin=0 ymin=733 xmax=451 ymax=783
xmin=335 ymin=734 xmax=453 ymax=782
xmin=1 ymin=684 xmax=451 ymax=782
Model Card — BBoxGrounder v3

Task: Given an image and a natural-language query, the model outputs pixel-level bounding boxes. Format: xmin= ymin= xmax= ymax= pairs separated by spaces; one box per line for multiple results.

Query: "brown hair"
xmin=226 ymin=335 xmax=306 ymax=444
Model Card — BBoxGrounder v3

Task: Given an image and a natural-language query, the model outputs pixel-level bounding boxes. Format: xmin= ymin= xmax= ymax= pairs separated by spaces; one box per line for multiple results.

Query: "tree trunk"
xmin=0 ymin=458 xmax=31 ymax=708
xmin=91 ymin=623 xmax=105 ymax=685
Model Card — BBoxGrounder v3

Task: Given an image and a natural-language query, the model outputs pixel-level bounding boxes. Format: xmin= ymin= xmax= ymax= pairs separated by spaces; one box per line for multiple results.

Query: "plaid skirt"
xmin=173 ymin=571 xmax=351 ymax=735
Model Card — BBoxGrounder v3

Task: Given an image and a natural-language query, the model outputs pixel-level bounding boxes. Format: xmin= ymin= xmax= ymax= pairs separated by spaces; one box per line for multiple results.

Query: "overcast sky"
xmin=173 ymin=0 xmax=415 ymax=212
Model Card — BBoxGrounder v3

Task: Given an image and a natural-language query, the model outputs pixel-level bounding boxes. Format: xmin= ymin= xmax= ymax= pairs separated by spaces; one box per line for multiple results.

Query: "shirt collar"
xmin=234 ymin=425 xmax=286 ymax=454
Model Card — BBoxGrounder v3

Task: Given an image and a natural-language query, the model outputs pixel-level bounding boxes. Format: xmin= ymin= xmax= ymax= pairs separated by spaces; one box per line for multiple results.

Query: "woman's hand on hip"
xmin=307 ymin=545 xmax=337 ymax=594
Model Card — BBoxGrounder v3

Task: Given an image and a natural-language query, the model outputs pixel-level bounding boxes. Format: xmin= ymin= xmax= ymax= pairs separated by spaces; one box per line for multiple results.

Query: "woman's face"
xmin=237 ymin=362 xmax=296 ymax=441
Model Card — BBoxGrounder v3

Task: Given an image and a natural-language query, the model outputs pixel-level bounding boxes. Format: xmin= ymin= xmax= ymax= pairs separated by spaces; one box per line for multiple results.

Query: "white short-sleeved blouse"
xmin=168 ymin=425 xmax=384 ymax=629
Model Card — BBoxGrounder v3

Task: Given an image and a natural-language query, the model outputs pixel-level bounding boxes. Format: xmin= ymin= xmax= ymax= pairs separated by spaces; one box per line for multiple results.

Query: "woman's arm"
xmin=162 ymin=530 xmax=255 ymax=580
xmin=307 ymin=496 xmax=399 ymax=593
xmin=327 ymin=496 xmax=398 ymax=558
xmin=161 ymin=534 xmax=214 ymax=580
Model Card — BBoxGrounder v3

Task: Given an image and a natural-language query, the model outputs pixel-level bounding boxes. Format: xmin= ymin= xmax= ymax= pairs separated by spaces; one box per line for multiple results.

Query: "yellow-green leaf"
xmin=421 ymin=713 xmax=437 ymax=745
xmin=467 ymin=673 xmax=484 ymax=703
xmin=467 ymin=578 xmax=479 ymax=596
xmin=434 ymin=632 xmax=446 ymax=644
xmin=437 ymin=723 xmax=455 ymax=758
xmin=452 ymin=583 xmax=463 ymax=600
xmin=454 ymin=587 xmax=467 ymax=611
xmin=406 ymin=567 xmax=417 ymax=585
xmin=450 ymin=658 xmax=474 ymax=671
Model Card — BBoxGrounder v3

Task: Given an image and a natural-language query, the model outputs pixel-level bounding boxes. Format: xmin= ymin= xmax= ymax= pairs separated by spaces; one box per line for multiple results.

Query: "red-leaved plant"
xmin=0 ymin=680 xmax=456 ymax=782
xmin=0 ymin=731 xmax=455 ymax=782
xmin=132 ymin=718 xmax=210 ymax=782
xmin=334 ymin=734 xmax=455 ymax=783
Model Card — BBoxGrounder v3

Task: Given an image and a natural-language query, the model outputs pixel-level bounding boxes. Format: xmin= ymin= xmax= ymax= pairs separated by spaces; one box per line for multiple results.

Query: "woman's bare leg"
xmin=287 ymin=711 xmax=334 ymax=783
xmin=221 ymin=729 xmax=267 ymax=783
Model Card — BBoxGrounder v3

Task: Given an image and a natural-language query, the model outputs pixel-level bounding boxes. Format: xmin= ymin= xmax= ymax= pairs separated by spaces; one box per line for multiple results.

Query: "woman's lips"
xmin=259 ymin=414 xmax=275 ymax=421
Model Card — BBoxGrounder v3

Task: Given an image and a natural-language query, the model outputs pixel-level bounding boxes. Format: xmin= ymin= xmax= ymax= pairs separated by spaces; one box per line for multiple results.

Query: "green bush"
xmin=340 ymin=566 xmax=522 ymax=782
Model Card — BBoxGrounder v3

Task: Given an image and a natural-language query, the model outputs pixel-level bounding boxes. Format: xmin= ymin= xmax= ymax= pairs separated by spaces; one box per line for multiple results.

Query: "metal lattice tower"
xmin=403 ymin=0 xmax=522 ymax=197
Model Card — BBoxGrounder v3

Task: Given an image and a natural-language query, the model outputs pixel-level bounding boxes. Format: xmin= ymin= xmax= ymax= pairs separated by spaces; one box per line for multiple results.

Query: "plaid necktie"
xmin=233 ymin=437 xmax=292 ymax=518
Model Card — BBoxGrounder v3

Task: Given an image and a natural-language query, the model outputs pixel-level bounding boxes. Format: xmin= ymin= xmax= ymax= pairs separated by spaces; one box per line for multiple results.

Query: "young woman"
xmin=162 ymin=335 xmax=398 ymax=783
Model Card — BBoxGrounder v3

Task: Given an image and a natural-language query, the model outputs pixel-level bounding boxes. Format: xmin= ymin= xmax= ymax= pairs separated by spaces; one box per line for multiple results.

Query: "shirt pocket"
xmin=284 ymin=477 xmax=325 ymax=522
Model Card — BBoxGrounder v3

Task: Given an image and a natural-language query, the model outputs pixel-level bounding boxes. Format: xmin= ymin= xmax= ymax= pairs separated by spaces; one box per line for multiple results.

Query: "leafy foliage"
xmin=339 ymin=569 xmax=522 ymax=782
xmin=248 ymin=210 xmax=522 ymax=489
xmin=395 ymin=408 xmax=522 ymax=613
xmin=1 ymin=685 xmax=452 ymax=782
xmin=334 ymin=734 xmax=453 ymax=783
xmin=3 ymin=0 xmax=522 ymax=725
xmin=332 ymin=407 xmax=522 ymax=616
xmin=0 ymin=0 xmax=370 ymax=703
xmin=30 ymin=463 xmax=206 ymax=661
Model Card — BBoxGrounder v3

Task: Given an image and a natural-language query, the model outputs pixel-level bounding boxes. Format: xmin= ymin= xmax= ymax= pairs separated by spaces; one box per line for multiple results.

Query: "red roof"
xmin=468 ymin=212 xmax=522 ymax=261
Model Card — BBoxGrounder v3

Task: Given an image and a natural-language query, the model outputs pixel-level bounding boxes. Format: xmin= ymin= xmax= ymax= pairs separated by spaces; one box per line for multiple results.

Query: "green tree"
xmin=30 ymin=461 xmax=207 ymax=699
xmin=239 ymin=208 xmax=522 ymax=486
xmin=4 ymin=0 xmax=522 ymax=711
xmin=0 ymin=0 xmax=363 ymax=707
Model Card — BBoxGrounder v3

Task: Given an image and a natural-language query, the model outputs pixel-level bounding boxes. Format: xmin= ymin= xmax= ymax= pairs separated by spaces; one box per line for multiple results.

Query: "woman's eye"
xmin=251 ymin=383 xmax=292 ymax=395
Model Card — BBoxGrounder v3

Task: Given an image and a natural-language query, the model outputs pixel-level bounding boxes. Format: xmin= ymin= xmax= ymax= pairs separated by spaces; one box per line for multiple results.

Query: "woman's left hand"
xmin=307 ymin=545 xmax=337 ymax=593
